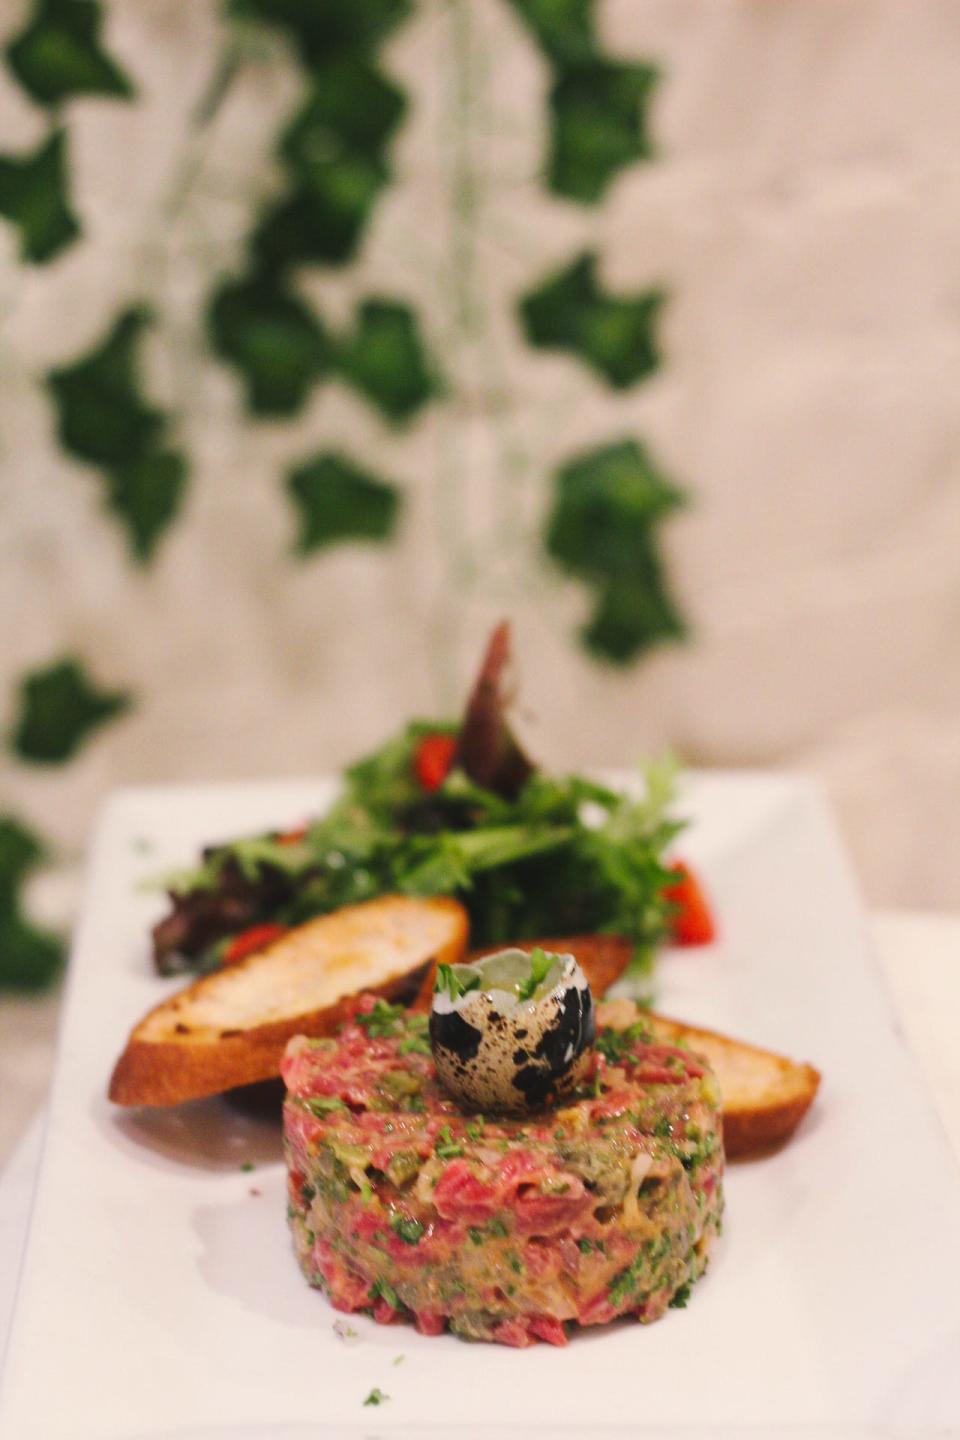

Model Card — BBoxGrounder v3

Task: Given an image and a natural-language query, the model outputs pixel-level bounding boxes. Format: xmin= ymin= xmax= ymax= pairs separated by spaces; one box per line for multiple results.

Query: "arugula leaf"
xmin=6 ymin=0 xmax=135 ymax=106
xmin=287 ymin=451 xmax=400 ymax=554
xmin=10 ymin=656 xmax=131 ymax=764
xmin=0 ymin=128 xmax=79 ymax=264
xmin=150 ymin=633 xmax=681 ymax=980
xmin=520 ymin=252 xmax=664 ymax=389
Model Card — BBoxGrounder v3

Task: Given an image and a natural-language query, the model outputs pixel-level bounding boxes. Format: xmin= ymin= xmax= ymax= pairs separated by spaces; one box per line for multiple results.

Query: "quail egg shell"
xmin=429 ymin=948 xmax=595 ymax=1114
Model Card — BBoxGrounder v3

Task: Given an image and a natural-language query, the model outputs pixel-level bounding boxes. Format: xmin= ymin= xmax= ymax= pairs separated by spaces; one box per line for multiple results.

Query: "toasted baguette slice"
xmin=597 ymin=998 xmax=821 ymax=1158
xmin=109 ymin=895 xmax=468 ymax=1108
xmin=410 ymin=933 xmax=634 ymax=1013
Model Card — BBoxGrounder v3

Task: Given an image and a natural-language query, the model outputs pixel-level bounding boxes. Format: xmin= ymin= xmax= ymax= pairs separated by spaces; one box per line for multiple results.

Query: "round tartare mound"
xmin=281 ymin=995 xmax=724 ymax=1348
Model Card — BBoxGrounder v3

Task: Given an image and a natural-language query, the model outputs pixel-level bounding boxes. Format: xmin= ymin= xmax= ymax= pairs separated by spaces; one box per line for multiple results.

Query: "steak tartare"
xmin=282 ymin=995 xmax=724 ymax=1347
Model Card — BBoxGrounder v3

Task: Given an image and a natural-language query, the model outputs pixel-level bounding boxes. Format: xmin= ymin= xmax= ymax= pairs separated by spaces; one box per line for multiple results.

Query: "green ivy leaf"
xmin=10 ymin=657 xmax=132 ymax=764
xmin=0 ymin=816 xmax=46 ymax=905
xmin=0 ymin=128 xmax=79 ymax=264
xmin=254 ymin=59 xmax=405 ymax=274
xmin=105 ymin=450 xmax=188 ymax=563
xmin=282 ymin=57 xmax=406 ymax=161
xmin=544 ymin=439 xmax=686 ymax=663
xmin=520 ymin=252 xmax=664 ymax=388
xmin=548 ymin=59 xmax=658 ymax=204
xmin=48 ymin=307 xmax=164 ymax=467
xmin=336 ymin=300 xmax=438 ymax=422
xmin=0 ymin=910 xmax=63 ymax=991
xmin=506 ymin=0 xmax=596 ymax=66
xmin=252 ymin=163 xmax=389 ymax=272
xmin=0 ymin=816 xmax=62 ymax=992
xmin=207 ymin=274 xmax=332 ymax=415
xmin=580 ymin=564 xmax=686 ymax=663
xmin=288 ymin=451 xmax=401 ymax=553
xmin=6 ymin=0 xmax=135 ymax=106
xmin=229 ymin=0 xmax=412 ymax=65
xmin=47 ymin=308 xmax=187 ymax=563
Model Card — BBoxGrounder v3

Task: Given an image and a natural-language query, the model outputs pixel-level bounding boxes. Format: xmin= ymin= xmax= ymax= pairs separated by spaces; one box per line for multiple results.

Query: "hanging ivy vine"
xmin=0 ymin=0 xmax=691 ymax=986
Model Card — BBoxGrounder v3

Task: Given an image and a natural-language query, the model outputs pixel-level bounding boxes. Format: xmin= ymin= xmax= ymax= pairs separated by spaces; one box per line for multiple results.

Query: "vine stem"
xmin=431 ymin=0 xmax=544 ymax=707
xmin=431 ymin=0 xmax=479 ymax=711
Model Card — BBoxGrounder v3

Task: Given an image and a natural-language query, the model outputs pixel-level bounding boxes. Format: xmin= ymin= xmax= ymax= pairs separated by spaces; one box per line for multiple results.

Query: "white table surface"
xmin=2 ymin=909 xmax=958 ymax=1364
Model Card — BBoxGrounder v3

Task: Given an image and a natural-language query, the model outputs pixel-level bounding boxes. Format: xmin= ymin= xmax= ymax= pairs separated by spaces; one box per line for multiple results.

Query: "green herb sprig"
xmin=516 ymin=946 xmax=554 ymax=1001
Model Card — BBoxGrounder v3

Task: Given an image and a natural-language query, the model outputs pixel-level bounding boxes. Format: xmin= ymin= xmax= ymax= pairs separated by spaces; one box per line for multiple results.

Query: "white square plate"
xmin=2 ymin=773 xmax=959 ymax=1440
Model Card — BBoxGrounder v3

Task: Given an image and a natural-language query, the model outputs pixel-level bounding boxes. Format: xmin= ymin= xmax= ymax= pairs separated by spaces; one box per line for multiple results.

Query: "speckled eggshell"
xmin=429 ymin=971 xmax=595 ymax=1115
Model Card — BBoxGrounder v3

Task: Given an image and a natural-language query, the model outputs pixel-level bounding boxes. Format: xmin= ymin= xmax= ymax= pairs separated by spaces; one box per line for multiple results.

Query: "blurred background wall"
xmin=2 ymin=0 xmax=960 ymax=983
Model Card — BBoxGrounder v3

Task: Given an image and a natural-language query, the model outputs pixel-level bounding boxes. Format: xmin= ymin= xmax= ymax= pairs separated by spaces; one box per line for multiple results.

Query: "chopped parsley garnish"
xmin=596 ymin=1020 xmax=653 ymax=1063
xmin=356 ymin=999 xmax=406 ymax=1038
xmin=305 ymin=1095 xmax=348 ymax=1115
xmin=608 ymin=1252 xmax=647 ymax=1305
xmin=397 ymin=1030 xmax=431 ymax=1057
xmin=435 ymin=962 xmax=482 ymax=1001
xmin=669 ymin=1281 xmax=692 ymax=1309
xmin=363 ymin=1387 xmax=388 ymax=1407
xmin=468 ymin=1227 xmax=484 ymax=1245
xmin=369 ymin=1277 xmax=400 ymax=1310
xmin=435 ymin=1124 xmax=463 ymax=1159
xmin=389 ymin=1213 xmax=425 ymax=1246
xmin=240 ymin=1161 xmax=254 ymax=1173
xmin=577 ymin=1238 xmax=593 ymax=1254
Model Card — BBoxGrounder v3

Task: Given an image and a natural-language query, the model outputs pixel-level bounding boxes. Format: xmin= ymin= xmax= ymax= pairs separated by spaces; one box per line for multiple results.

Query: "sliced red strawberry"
xmin=221 ymin=922 xmax=289 ymax=965
xmin=663 ymin=861 xmax=716 ymax=946
xmin=413 ymin=732 xmax=457 ymax=792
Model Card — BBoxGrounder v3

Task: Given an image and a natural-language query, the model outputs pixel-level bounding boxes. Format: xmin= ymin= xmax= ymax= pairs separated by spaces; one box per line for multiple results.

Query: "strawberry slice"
xmin=663 ymin=861 xmax=716 ymax=946
xmin=413 ymin=733 xmax=457 ymax=792
xmin=222 ymin=922 xmax=289 ymax=965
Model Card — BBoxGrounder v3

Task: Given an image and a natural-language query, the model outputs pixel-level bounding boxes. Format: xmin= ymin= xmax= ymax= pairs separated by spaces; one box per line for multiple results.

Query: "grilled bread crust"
xmin=109 ymin=896 xmax=469 ymax=1107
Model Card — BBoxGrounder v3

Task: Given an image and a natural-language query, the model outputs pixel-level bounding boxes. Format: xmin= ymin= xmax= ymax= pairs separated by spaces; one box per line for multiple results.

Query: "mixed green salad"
xmin=152 ymin=627 xmax=684 ymax=981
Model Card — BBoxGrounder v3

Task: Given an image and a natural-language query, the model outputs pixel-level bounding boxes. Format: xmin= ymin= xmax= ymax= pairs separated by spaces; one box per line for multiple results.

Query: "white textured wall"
xmin=2 ymin=0 xmax=960 ymax=909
